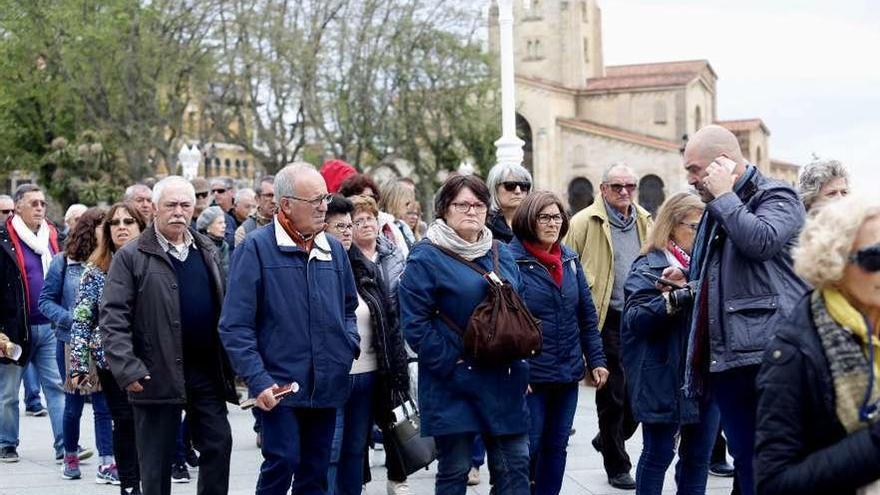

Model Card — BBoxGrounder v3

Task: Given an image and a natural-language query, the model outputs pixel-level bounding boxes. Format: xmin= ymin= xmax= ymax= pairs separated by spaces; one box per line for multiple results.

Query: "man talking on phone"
xmin=662 ymin=125 xmax=808 ymax=495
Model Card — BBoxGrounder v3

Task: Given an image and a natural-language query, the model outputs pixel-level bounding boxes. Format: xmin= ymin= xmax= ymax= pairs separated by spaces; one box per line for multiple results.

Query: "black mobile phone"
xmin=640 ymin=271 xmax=686 ymax=290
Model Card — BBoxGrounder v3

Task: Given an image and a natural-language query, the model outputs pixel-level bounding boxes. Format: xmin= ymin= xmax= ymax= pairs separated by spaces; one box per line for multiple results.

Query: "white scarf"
xmin=11 ymin=215 xmax=54 ymax=275
xmin=425 ymin=219 xmax=493 ymax=261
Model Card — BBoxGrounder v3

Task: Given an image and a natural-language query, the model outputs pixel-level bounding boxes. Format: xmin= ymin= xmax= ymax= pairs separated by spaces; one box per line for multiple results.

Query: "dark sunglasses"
xmin=212 ymin=188 xmax=227 ymax=195
xmin=0 ymin=209 xmax=12 ymax=215
xmin=606 ymin=183 xmax=637 ymax=194
xmin=850 ymin=243 xmax=880 ymax=272
xmin=501 ymin=181 xmax=531 ymax=193
xmin=195 ymin=191 xmax=209 ymax=199
xmin=108 ymin=218 xmax=137 ymax=227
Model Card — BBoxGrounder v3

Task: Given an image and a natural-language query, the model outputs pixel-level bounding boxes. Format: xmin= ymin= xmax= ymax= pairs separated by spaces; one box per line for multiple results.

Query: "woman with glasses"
xmin=38 ymin=207 xmax=117 ymax=482
xmin=486 ymin=163 xmax=533 ymax=243
xmin=755 ymin=195 xmax=880 ymax=495
xmin=507 ymin=191 xmax=608 ymax=495
xmin=399 ymin=175 xmax=531 ymax=494
xmin=68 ymin=202 xmax=146 ymax=495
xmin=339 ymin=173 xmax=410 ymax=257
xmin=324 ymin=194 xmax=411 ymax=495
xmin=619 ymin=193 xmax=719 ymax=495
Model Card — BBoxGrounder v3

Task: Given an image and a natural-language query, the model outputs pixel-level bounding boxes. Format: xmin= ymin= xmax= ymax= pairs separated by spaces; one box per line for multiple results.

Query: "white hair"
xmin=798 ymin=159 xmax=849 ymax=211
xmin=793 ymin=194 xmax=880 ymax=288
xmin=151 ymin=176 xmax=196 ymax=205
xmin=64 ymin=204 xmax=87 ymax=222
xmin=602 ymin=163 xmax=638 ymax=183
xmin=275 ymin=162 xmax=318 ymax=199
xmin=235 ymin=188 xmax=256 ymax=203
xmin=124 ymin=184 xmax=151 ymax=201
xmin=486 ymin=162 xmax=533 ymax=211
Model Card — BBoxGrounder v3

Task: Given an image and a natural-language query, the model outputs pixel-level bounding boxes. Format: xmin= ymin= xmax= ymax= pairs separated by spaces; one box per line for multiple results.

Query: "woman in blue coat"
xmin=399 ymin=175 xmax=530 ymax=495
xmin=621 ymin=193 xmax=719 ymax=495
xmin=508 ymin=191 xmax=608 ymax=495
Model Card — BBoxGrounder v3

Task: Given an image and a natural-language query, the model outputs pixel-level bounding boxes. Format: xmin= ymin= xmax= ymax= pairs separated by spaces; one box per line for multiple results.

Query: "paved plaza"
xmin=0 ymin=386 xmax=733 ymax=495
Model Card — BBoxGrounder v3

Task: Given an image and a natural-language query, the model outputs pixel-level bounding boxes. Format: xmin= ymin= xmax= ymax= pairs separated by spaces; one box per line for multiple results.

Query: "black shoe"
xmin=185 ymin=449 xmax=199 ymax=468
xmin=121 ymin=486 xmax=142 ymax=495
xmin=709 ymin=461 xmax=736 ymax=477
xmin=171 ymin=463 xmax=190 ymax=483
xmin=0 ymin=446 xmax=19 ymax=463
xmin=591 ymin=435 xmax=602 ymax=453
xmin=608 ymin=472 xmax=636 ymax=490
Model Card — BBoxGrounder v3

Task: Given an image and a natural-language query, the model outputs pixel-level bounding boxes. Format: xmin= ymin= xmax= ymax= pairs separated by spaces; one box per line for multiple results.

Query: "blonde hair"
xmin=642 ymin=193 xmax=705 ymax=254
xmin=794 ymin=194 xmax=880 ymax=288
xmin=380 ymin=181 xmax=415 ymax=220
xmin=349 ymin=194 xmax=379 ymax=218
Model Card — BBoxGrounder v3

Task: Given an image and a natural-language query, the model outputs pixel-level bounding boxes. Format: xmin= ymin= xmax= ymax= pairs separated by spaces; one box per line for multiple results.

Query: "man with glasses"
xmin=220 ymin=163 xmax=360 ymax=495
xmin=0 ymin=195 xmax=13 ymax=224
xmin=564 ymin=163 xmax=652 ymax=490
xmin=190 ymin=177 xmax=212 ymax=223
xmin=0 ymin=184 xmax=67 ymax=463
xmin=102 ymin=176 xmax=238 ymax=495
xmin=211 ymin=176 xmax=238 ymax=253
xmin=236 ymin=176 xmax=277 ymax=247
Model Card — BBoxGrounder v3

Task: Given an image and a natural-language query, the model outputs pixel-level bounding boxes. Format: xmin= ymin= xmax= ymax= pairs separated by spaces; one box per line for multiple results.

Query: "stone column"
xmin=494 ymin=0 xmax=525 ymax=170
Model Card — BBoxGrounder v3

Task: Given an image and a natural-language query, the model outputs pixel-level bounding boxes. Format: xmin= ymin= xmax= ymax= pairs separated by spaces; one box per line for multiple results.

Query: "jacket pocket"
xmin=724 ymin=295 xmax=779 ymax=352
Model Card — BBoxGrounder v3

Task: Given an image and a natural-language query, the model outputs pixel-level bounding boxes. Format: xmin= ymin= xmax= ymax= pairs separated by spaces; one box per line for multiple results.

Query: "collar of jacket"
xmin=643 ymin=249 xmax=671 ymax=270
xmin=583 ymin=196 xmax=650 ymax=227
xmin=348 ymin=244 xmax=379 ymax=283
xmin=137 ymin=225 xmax=215 ymax=260
xmin=509 ymin=237 xmax=579 ymax=265
xmin=272 ymin=216 xmax=332 ymax=261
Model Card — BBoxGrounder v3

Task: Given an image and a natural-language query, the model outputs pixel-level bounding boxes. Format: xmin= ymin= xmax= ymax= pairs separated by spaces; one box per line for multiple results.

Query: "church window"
xmin=526 ymin=41 xmax=534 ymax=59
xmin=639 ymin=175 xmax=666 ymax=215
xmin=535 ymin=40 xmax=543 ymax=59
xmin=224 ymin=159 xmax=231 ymax=174
xmin=582 ymin=1 xmax=589 ymax=22
xmin=583 ymin=37 xmax=589 ymax=63
xmin=653 ymin=101 xmax=667 ymax=125
xmin=694 ymin=106 xmax=703 ymax=131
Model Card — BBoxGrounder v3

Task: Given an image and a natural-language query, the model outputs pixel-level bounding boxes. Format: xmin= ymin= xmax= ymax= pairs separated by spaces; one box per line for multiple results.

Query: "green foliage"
xmin=38 ymin=131 xmax=128 ymax=206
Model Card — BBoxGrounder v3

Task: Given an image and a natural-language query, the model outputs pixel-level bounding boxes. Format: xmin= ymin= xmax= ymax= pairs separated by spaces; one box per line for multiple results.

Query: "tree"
xmin=38 ymin=131 xmax=129 ymax=206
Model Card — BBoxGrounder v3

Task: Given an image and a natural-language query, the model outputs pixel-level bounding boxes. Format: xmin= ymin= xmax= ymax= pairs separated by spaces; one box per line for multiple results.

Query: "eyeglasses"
xmin=212 ymin=188 xmax=227 ymax=195
xmin=0 ymin=209 xmax=12 ymax=215
xmin=536 ymin=214 xmax=563 ymax=225
xmin=501 ymin=181 xmax=531 ymax=193
xmin=108 ymin=218 xmax=137 ymax=227
xmin=605 ymin=183 xmax=637 ymax=194
xmin=329 ymin=222 xmax=353 ymax=232
xmin=850 ymin=243 xmax=880 ymax=273
xmin=450 ymin=202 xmax=488 ymax=214
xmin=195 ymin=191 xmax=209 ymax=199
xmin=679 ymin=222 xmax=700 ymax=232
xmin=353 ymin=217 xmax=378 ymax=228
xmin=284 ymin=194 xmax=332 ymax=208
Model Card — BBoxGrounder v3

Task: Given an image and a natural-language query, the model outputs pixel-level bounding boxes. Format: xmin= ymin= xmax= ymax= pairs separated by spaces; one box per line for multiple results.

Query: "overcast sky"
xmin=600 ymin=0 xmax=879 ymax=192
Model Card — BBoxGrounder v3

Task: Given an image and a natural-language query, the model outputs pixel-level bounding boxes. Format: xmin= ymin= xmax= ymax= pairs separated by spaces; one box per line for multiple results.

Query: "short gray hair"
xmin=602 ymin=163 xmax=638 ymax=183
xmin=13 ymin=184 xmax=41 ymax=203
xmin=255 ymin=175 xmax=275 ymax=195
xmin=64 ymin=204 xmax=87 ymax=222
xmin=798 ymin=159 xmax=849 ymax=211
xmin=0 ymin=194 xmax=13 ymax=204
xmin=486 ymin=163 xmax=533 ymax=211
xmin=151 ymin=176 xmax=196 ymax=205
xmin=196 ymin=205 xmax=225 ymax=232
xmin=235 ymin=188 xmax=256 ymax=203
xmin=124 ymin=184 xmax=151 ymax=201
xmin=794 ymin=194 xmax=880 ymax=288
xmin=210 ymin=176 xmax=234 ymax=190
xmin=275 ymin=162 xmax=317 ymax=199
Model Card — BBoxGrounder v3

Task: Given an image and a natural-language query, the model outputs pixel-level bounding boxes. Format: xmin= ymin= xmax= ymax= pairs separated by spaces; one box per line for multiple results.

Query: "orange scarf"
xmin=276 ymin=213 xmax=316 ymax=253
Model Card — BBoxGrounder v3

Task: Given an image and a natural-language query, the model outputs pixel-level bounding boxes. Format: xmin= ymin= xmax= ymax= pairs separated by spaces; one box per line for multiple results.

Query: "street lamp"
xmin=494 ymin=0 xmax=526 ymax=170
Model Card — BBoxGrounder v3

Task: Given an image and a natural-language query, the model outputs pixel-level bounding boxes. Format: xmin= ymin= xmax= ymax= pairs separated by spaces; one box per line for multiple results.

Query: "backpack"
xmin=431 ymin=241 xmax=542 ymax=366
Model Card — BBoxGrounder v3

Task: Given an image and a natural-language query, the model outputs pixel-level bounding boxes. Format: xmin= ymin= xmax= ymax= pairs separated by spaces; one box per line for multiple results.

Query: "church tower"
xmin=490 ymin=0 xmax=605 ymax=88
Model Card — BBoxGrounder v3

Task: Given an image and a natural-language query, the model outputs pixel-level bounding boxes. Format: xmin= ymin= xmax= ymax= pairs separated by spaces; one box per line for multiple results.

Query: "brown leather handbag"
xmin=432 ymin=241 xmax=542 ymax=366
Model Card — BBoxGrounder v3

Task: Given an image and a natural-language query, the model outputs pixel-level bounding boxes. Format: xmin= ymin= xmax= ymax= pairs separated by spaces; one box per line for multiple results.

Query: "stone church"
xmin=489 ymin=0 xmax=799 ymax=214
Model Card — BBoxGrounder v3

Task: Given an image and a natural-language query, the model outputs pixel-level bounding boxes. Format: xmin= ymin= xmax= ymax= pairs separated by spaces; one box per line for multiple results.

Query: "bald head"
xmin=683 ymin=125 xmax=747 ymax=202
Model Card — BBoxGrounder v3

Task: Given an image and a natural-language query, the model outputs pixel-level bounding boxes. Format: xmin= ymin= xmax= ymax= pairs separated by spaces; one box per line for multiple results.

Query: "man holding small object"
xmin=219 ymin=163 xmax=360 ymax=495
xmin=661 ymin=125 xmax=808 ymax=495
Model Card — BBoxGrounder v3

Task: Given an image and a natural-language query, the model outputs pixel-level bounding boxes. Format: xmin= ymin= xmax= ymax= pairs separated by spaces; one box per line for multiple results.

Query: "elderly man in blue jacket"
xmin=219 ymin=163 xmax=360 ymax=495
xmin=663 ymin=125 xmax=809 ymax=495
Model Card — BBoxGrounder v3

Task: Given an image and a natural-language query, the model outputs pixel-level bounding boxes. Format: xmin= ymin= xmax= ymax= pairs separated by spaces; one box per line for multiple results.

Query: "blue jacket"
xmin=38 ymin=253 xmax=86 ymax=342
xmin=218 ymin=220 xmax=360 ymax=408
xmin=508 ymin=238 xmax=606 ymax=384
xmin=690 ymin=168 xmax=809 ymax=374
xmin=622 ymin=250 xmax=698 ymax=424
xmin=399 ymin=240 xmax=530 ymax=436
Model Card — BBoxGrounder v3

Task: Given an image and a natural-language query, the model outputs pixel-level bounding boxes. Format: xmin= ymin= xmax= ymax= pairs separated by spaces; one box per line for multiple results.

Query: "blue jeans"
xmin=435 ymin=432 xmax=530 ymax=495
xmin=55 ymin=339 xmax=113 ymax=456
xmin=713 ymin=365 xmax=760 ymax=495
xmin=22 ymin=363 xmax=43 ymax=410
xmin=472 ymin=435 xmax=486 ymax=468
xmin=257 ymin=406 xmax=337 ymax=495
xmin=527 ymin=382 xmax=579 ymax=495
xmin=635 ymin=401 xmax=720 ymax=495
xmin=0 ymin=324 xmax=64 ymax=452
xmin=333 ymin=372 xmax=377 ymax=495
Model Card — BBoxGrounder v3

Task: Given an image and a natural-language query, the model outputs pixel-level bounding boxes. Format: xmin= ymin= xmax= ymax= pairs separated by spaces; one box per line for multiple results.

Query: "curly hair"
xmin=798 ymin=159 xmax=848 ymax=211
xmin=338 ymin=174 xmax=381 ymax=203
xmin=64 ymin=207 xmax=106 ymax=262
xmin=793 ymin=194 xmax=880 ymax=288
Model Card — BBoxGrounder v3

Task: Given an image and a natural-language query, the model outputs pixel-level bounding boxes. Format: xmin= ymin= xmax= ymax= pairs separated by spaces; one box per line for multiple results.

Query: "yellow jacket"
xmin=563 ymin=197 xmax=652 ymax=330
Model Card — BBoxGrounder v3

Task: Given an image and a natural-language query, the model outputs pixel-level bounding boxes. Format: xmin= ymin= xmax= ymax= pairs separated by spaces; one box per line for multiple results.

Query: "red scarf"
xmin=667 ymin=240 xmax=691 ymax=270
xmin=276 ymin=213 xmax=316 ymax=253
xmin=522 ymin=240 xmax=563 ymax=287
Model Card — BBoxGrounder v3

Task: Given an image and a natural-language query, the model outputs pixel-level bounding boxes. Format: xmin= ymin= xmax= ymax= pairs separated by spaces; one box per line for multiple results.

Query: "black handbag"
xmin=386 ymin=393 xmax=436 ymax=475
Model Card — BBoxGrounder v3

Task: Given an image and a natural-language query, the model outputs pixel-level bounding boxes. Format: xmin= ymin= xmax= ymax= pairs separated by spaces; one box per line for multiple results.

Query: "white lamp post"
xmin=494 ymin=0 xmax=525 ymax=169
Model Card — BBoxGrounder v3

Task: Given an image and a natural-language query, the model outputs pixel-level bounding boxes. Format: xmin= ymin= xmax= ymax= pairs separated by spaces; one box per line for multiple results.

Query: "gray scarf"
xmin=426 ymin=219 xmax=493 ymax=261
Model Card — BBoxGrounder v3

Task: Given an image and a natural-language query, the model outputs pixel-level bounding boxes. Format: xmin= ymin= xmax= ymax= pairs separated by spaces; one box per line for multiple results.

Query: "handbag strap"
xmin=429 ymin=241 xmax=492 ymax=277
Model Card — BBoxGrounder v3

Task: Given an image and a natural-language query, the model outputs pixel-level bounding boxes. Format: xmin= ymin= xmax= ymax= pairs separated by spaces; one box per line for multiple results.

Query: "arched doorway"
xmin=516 ymin=113 xmax=533 ymax=174
xmin=639 ymin=174 xmax=665 ymax=215
xmin=567 ymin=177 xmax=594 ymax=214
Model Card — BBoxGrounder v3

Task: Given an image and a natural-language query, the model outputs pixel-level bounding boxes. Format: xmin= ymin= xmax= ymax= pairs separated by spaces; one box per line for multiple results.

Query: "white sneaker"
xmin=387 ymin=480 xmax=410 ymax=495
xmin=467 ymin=467 xmax=481 ymax=486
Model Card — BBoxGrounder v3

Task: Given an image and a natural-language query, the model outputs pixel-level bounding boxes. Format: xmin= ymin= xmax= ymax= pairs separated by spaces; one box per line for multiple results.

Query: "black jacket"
xmin=487 ymin=210 xmax=513 ymax=244
xmin=0 ymin=226 xmax=30 ymax=366
xmin=347 ymin=245 xmax=409 ymax=398
xmin=100 ymin=226 xmax=238 ymax=405
xmin=755 ymin=292 xmax=880 ymax=495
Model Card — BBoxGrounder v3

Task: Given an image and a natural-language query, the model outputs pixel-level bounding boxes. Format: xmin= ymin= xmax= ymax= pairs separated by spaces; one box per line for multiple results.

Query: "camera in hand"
xmin=668 ymin=285 xmax=694 ymax=310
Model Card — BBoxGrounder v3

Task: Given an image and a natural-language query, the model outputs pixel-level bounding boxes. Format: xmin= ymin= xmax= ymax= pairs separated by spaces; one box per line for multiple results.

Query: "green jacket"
xmin=563 ymin=197 xmax=652 ymax=330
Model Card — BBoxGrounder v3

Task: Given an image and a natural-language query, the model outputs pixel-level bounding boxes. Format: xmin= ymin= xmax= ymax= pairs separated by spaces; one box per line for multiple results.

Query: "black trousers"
xmin=132 ymin=367 xmax=232 ymax=495
xmin=593 ymin=308 xmax=639 ymax=476
xmin=97 ymin=367 xmax=140 ymax=490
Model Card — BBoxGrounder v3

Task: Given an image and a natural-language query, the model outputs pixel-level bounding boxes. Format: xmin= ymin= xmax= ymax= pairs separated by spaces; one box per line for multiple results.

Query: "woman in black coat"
xmin=755 ymin=195 xmax=880 ymax=495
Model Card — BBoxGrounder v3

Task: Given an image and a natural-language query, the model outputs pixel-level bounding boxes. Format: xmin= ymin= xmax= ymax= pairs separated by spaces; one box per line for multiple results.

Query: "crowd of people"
xmin=0 ymin=123 xmax=878 ymax=495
